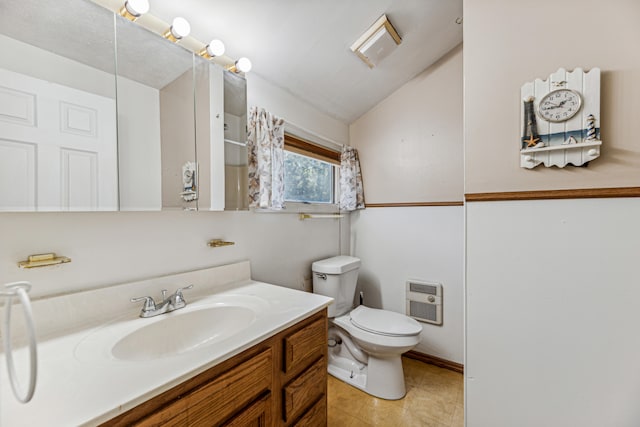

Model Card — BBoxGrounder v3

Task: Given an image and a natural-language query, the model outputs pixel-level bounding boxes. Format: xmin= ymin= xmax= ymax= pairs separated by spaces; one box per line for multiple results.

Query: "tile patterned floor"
xmin=327 ymin=357 xmax=464 ymax=427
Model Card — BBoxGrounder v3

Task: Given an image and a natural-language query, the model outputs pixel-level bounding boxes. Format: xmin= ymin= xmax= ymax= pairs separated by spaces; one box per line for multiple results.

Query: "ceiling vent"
xmin=350 ymin=14 xmax=402 ymax=69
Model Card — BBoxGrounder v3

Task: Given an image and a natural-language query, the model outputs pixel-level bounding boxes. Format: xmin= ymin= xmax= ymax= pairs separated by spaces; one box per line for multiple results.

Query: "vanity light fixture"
xmin=118 ymin=0 xmax=149 ymax=21
xmin=199 ymin=39 xmax=226 ymax=59
xmin=162 ymin=17 xmax=191 ymax=42
xmin=226 ymin=57 xmax=252 ymax=73
xmin=350 ymin=14 xmax=402 ymax=68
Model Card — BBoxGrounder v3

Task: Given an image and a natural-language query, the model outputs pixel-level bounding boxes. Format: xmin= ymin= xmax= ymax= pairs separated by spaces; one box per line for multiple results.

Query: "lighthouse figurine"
xmin=585 ymin=114 xmax=598 ymax=141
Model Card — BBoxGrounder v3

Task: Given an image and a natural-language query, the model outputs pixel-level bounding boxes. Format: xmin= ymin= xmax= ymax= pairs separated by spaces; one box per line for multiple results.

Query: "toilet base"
xmin=328 ymin=354 xmax=367 ymax=391
xmin=327 ymin=352 xmax=407 ymax=400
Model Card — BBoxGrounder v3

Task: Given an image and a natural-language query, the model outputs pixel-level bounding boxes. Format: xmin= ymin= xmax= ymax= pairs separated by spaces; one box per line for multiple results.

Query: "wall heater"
xmin=405 ymin=279 xmax=443 ymax=325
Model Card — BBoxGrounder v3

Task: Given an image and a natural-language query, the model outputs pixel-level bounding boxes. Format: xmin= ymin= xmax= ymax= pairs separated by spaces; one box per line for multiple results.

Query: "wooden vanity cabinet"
xmin=101 ymin=308 xmax=328 ymax=427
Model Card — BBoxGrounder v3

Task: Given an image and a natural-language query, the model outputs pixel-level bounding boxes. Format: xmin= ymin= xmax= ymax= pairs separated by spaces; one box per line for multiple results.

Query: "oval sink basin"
xmin=111 ymin=306 xmax=255 ymax=362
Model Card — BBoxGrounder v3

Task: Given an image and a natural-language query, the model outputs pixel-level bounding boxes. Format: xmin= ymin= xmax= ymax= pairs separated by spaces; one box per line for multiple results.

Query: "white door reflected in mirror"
xmin=0 ymin=69 xmax=117 ymax=211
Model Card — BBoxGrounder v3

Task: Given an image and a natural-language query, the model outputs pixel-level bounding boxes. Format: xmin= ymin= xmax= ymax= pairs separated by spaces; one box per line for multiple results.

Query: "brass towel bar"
xmin=208 ymin=239 xmax=235 ymax=248
xmin=298 ymin=213 xmax=344 ymax=220
xmin=18 ymin=253 xmax=71 ymax=269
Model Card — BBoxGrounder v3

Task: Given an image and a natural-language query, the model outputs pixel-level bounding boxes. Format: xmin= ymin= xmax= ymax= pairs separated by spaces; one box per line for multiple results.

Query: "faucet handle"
xmin=173 ymin=284 xmax=194 ymax=305
xmin=130 ymin=296 xmax=156 ymax=313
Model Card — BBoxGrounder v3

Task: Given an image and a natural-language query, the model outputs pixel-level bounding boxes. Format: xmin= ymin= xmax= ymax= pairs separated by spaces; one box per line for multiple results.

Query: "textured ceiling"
xmin=148 ymin=0 xmax=463 ymax=124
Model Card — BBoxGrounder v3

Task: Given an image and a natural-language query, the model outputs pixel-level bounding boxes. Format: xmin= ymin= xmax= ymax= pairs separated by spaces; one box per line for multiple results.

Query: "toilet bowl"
xmin=312 ymin=256 xmax=423 ymax=400
xmin=331 ymin=305 xmax=421 ymax=399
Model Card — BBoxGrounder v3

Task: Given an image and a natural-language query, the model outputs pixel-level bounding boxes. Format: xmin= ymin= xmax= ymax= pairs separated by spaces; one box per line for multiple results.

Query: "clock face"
xmin=537 ymin=89 xmax=582 ymax=122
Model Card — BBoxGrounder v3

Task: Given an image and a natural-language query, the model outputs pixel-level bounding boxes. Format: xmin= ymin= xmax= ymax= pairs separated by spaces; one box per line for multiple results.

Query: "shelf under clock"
xmin=520 ymin=140 xmax=601 ymax=154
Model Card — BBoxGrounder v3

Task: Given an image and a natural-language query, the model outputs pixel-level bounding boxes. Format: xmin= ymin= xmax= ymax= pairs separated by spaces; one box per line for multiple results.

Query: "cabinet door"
xmin=135 ymin=348 xmax=272 ymax=427
xmin=187 ymin=348 xmax=272 ymax=426
xmin=224 ymin=392 xmax=272 ymax=427
xmin=283 ymin=359 xmax=326 ymax=423
xmin=292 ymin=397 xmax=326 ymax=427
xmin=283 ymin=317 xmax=326 ymax=376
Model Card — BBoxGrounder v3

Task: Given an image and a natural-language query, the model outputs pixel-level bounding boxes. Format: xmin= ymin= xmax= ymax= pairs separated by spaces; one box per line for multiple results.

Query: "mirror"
xmin=0 ymin=0 xmax=246 ymax=212
xmin=0 ymin=0 xmax=117 ymax=211
xmin=115 ymin=15 xmax=196 ymax=211
xmin=223 ymin=71 xmax=249 ymax=211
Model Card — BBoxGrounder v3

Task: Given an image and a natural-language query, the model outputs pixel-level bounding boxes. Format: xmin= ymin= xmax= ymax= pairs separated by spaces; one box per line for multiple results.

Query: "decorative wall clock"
xmin=520 ymin=68 xmax=601 ymax=169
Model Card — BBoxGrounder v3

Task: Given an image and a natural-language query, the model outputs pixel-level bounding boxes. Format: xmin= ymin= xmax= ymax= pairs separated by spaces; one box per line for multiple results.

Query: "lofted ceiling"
xmin=148 ymin=0 xmax=463 ymax=124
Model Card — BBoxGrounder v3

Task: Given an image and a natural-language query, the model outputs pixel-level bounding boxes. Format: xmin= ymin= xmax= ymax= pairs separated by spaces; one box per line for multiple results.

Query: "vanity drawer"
xmin=292 ymin=396 xmax=326 ymax=427
xmin=135 ymin=348 xmax=272 ymax=426
xmin=282 ymin=358 xmax=326 ymax=423
xmin=224 ymin=392 xmax=272 ymax=427
xmin=283 ymin=316 xmax=326 ymax=375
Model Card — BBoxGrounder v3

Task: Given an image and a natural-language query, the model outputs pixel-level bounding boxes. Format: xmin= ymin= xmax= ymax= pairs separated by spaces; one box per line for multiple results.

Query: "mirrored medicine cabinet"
xmin=0 ymin=0 xmax=247 ymax=212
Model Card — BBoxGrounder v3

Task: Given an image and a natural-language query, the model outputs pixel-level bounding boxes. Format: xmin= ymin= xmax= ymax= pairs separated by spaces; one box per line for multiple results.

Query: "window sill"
xmin=252 ymin=202 xmax=343 ymax=214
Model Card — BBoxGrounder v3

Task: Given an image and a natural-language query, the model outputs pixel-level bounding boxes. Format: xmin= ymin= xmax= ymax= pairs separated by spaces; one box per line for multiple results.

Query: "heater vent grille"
xmin=409 ymin=282 xmax=438 ymax=295
xmin=405 ymin=280 xmax=442 ymax=325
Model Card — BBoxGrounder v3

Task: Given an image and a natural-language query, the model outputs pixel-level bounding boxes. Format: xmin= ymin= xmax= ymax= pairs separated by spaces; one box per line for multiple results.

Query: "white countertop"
xmin=0 ymin=271 xmax=332 ymax=426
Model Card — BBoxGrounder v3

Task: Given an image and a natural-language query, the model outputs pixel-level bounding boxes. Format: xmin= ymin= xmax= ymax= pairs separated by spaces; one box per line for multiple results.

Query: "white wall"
xmin=0 ymin=211 xmax=347 ymax=299
xmin=116 ymin=77 xmax=162 ymax=211
xmin=350 ymin=45 xmax=463 ymax=203
xmin=466 ymin=198 xmax=640 ymax=426
xmin=464 ymin=0 xmax=640 ymax=193
xmin=247 ymin=72 xmax=349 ymax=146
xmin=351 ymin=207 xmax=464 ymax=363
xmin=0 ymin=34 xmax=115 ymax=99
xmin=348 ymin=46 xmax=464 ymax=363
xmin=464 ymin=0 xmax=640 ymax=425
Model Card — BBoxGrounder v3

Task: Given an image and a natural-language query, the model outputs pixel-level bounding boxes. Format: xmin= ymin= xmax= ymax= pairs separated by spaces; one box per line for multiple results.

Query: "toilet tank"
xmin=312 ymin=256 xmax=361 ymax=317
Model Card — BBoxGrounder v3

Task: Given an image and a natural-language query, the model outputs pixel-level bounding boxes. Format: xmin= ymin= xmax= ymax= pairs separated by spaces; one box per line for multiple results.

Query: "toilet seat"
xmin=349 ymin=306 xmax=421 ymax=337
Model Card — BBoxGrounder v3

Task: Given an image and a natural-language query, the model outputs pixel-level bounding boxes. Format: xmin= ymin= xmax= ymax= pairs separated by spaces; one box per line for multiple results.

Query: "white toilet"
xmin=312 ymin=255 xmax=422 ymax=400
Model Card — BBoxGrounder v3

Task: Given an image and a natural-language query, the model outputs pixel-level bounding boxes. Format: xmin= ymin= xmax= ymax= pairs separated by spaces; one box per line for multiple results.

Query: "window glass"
xmin=284 ymin=151 xmax=334 ymax=203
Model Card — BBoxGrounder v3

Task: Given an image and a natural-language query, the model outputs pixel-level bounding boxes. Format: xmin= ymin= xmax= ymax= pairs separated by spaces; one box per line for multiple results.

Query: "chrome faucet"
xmin=131 ymin=285 xmax=194 ymax=318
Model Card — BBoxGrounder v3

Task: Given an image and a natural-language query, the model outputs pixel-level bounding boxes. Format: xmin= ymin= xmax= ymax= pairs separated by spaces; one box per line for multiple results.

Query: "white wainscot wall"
xmin=0 ymin=211 xmax=349 ymax=299
xmin=350 ymin=206 xmax=464 ymax=364
xmin=466 ymin=198 xmax=640 ymax=427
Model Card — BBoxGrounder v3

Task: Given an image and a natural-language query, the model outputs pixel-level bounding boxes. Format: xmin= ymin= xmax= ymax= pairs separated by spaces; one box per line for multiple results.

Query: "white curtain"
xmin=247 ymin=107 xmax=286 ymax=209
xmin=339 ymin=146 xmax=365 ymax=211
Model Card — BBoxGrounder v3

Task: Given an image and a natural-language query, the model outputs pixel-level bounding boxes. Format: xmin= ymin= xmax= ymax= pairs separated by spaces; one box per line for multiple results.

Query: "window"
xmin=283 ymin=134 xmax=340 ymax=204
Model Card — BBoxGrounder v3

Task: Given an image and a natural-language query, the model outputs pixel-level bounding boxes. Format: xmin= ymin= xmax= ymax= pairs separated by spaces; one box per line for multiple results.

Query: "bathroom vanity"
xmin=0 ymin=261 xmax=332 ymax=426
xmin=102 ymin=309 xmax=328 ymax=426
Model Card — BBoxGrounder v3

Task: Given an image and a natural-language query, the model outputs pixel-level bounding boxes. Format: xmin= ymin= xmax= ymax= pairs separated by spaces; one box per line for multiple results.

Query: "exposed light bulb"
xmin=206 ymin=39 xmax=225 ymax=57
xmin=171 ymin=17 xmax=191 ymax=39
xmin=236 ymin=57 xmax=252 ymax=73
xmin=164 ymin=17 xmax=190 ymax=41
xmin=120 ymin=0 xmax=149 ymax=21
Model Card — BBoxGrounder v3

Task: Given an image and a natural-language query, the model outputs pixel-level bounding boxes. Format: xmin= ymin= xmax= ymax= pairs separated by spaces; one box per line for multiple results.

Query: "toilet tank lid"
xmin=312 ymin=256 xmax=361 ymax=274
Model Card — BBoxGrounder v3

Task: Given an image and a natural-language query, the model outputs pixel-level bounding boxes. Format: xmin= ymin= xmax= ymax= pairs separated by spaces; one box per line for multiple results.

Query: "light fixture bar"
xmin=110 ymin=1 xmax=249 ymax=71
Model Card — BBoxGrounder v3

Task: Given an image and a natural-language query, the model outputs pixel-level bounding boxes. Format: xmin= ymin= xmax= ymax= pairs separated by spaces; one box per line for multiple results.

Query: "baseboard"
xmin=404 ymin=350 xmax=464 ymax=374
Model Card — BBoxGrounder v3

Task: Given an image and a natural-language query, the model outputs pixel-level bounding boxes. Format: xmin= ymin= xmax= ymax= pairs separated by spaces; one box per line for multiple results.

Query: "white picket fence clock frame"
xmin=520 ymin=67 xmax=601 ymax=169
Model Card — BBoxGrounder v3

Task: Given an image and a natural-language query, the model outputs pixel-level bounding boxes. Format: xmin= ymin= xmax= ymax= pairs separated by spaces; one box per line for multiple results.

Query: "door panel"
xmin=0 ymin=68 xmax=117 ymax=211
